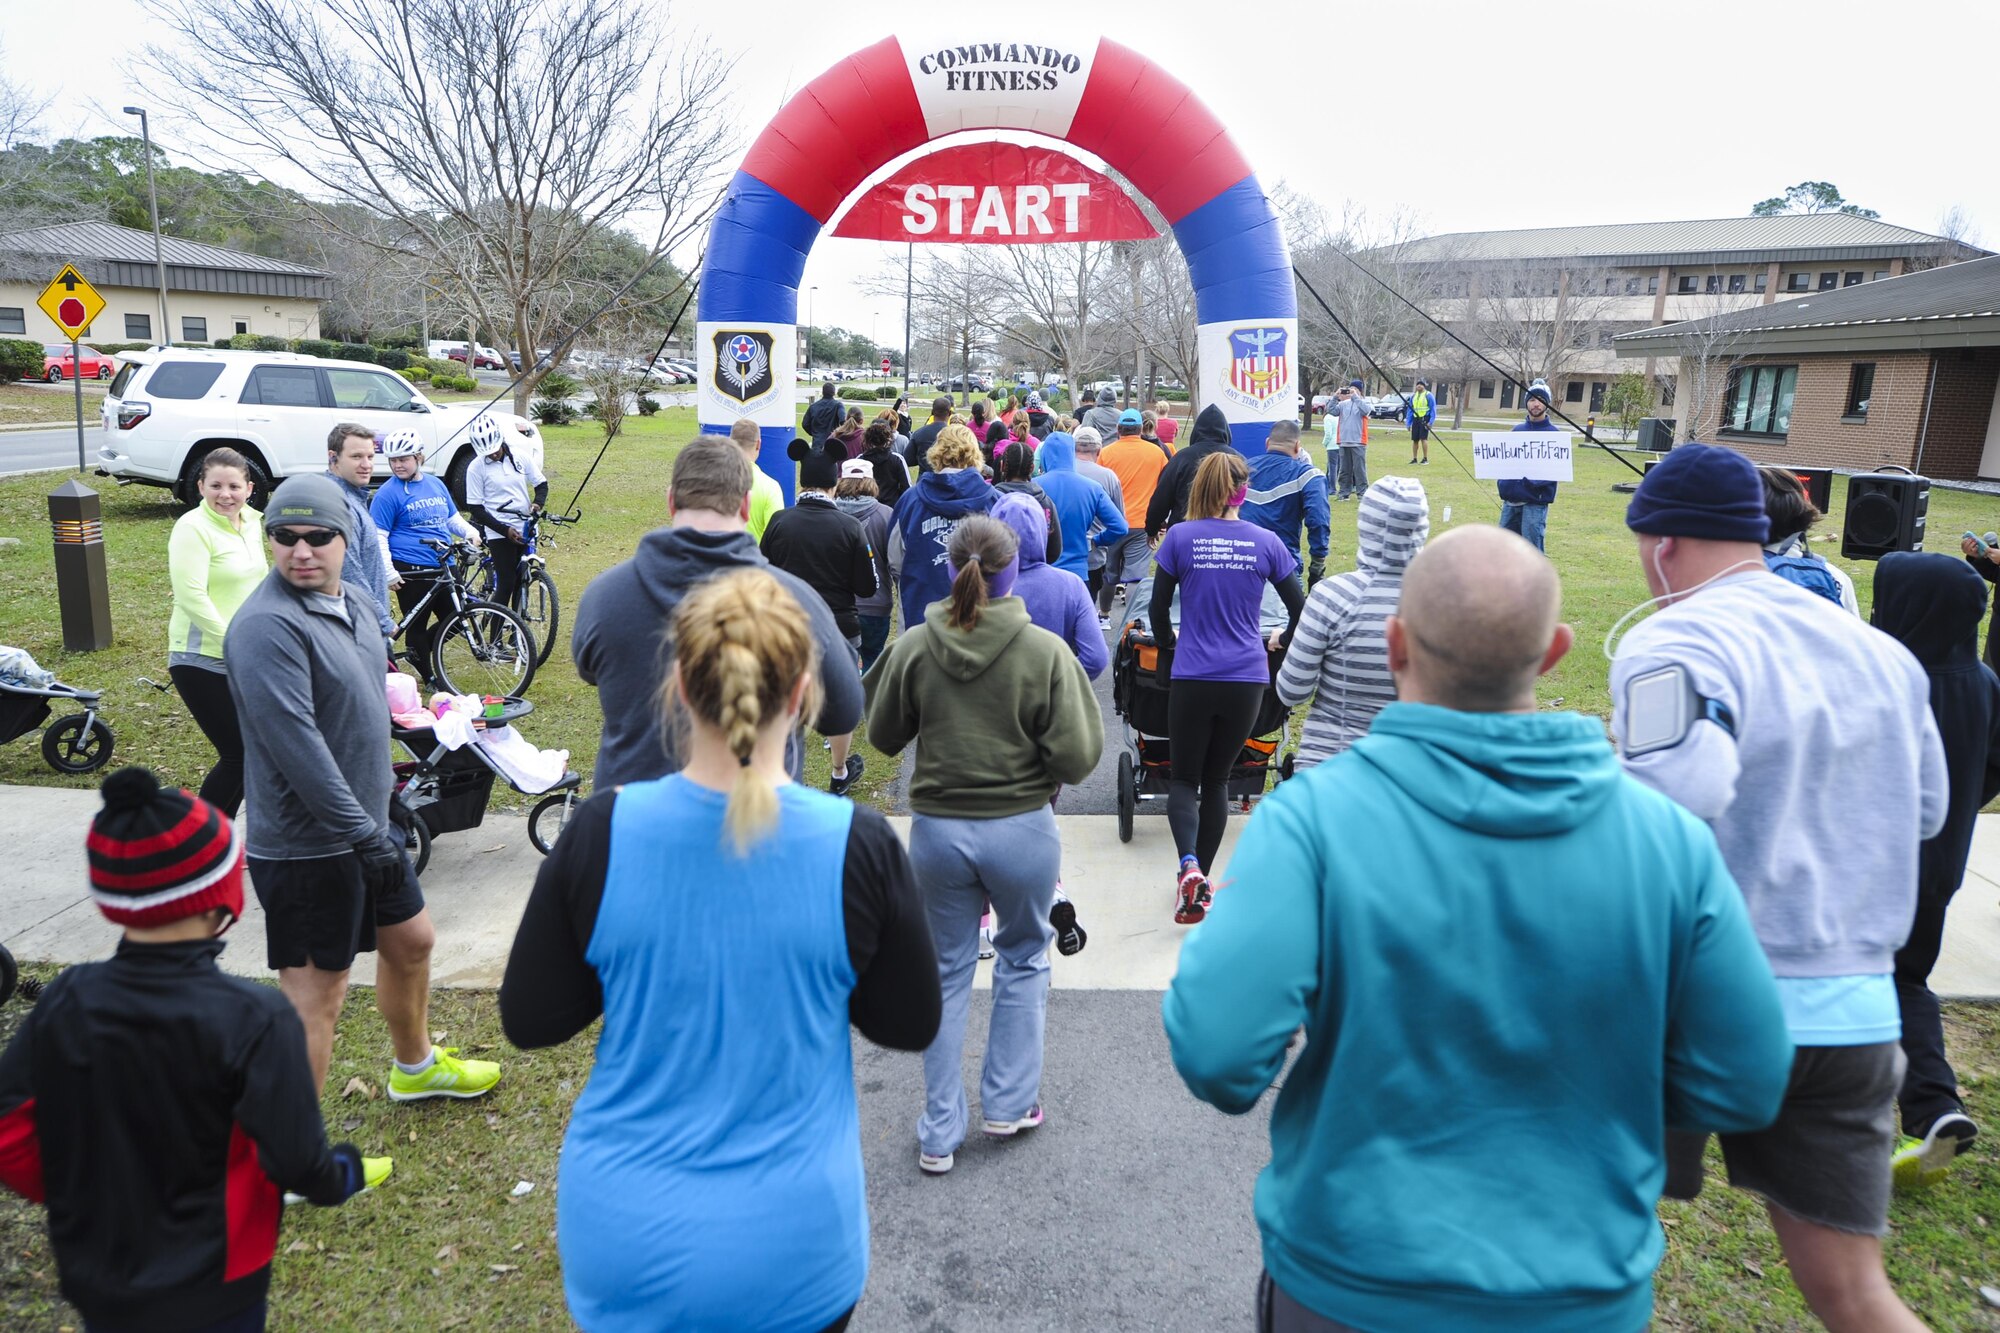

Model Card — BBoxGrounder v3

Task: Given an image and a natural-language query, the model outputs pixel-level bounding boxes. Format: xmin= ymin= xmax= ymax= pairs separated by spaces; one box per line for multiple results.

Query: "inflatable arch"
xmin=696 ymin=35 xmax=1297 ymax=498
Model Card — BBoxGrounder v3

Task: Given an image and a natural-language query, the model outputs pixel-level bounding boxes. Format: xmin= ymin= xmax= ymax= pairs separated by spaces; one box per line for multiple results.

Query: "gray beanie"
xmin=1096 ymin=386 xmax=1115 ymax=405
xmin=265 ymin=473 xmax=353 ymax=542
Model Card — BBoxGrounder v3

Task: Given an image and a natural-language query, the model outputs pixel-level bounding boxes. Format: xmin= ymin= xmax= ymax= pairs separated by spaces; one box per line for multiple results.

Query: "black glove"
xmin=354 ymin=826 xmax=404 ymax=882
xmin=1307 ymin=558 xmax=1326 ymax=588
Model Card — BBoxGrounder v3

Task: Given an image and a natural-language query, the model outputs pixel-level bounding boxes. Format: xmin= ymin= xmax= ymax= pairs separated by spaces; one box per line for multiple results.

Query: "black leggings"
xmin=1166 ymin=678 xmax=1265 ymax=873
xmin=487 ymin=536 xmax=524 ymax=612
xmin=169 ymin=664 xmax=245 ymax=816
xmin=393 ymin=559 xmax=444 ymax=681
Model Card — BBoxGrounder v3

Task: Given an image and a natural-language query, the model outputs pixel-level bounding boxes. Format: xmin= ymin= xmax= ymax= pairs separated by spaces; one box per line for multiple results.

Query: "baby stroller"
xmin=1110 ymin=621 xmax=1291 ymax=843
xmin=391 ymin=696 xmax=582 ymax=875
xmin=0 ymin=647 xmax=114 ymax=775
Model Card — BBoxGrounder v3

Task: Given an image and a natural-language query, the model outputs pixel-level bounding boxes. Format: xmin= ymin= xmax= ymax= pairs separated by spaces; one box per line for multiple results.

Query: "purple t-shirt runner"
xmin=1154 ymin=518 xmax=1298 ymax=683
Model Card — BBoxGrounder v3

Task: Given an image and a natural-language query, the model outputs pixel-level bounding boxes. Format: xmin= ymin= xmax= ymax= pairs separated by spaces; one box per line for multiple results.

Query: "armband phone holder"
xmin=1621 ymin=664 xmax=1734 ymax=758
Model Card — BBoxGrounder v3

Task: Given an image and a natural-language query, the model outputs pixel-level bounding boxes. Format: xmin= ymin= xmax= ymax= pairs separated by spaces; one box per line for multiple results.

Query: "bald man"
xmin=1165 ymin=525 xmax=1792 ymax=1333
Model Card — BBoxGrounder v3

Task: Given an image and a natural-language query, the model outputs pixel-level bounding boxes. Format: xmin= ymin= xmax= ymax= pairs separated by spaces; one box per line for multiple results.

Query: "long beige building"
xmin=0 ymin=221 xmax=327 ymax=348
xmin=1374 ymin=214 xmax=1984 ymax=416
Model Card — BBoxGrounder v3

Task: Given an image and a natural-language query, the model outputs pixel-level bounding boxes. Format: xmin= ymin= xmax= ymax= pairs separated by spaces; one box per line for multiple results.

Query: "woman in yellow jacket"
xmin=167 ymin=447 xmax=267 ymax=813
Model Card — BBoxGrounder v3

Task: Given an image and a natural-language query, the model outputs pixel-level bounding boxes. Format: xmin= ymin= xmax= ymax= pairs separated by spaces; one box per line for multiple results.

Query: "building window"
xmin=1844 ymin=363 xmax=1874 ymax=420
xmin=1786 ymin=273 xmax=1811 ymax=292
xmin=1754 ymin=272 xmax=1768 ymax=292
xmin=1727 ymin=274 xmax=1746 ymax=293
xmin=1624 ymin=277 xmax=1640 ymax=295
xmin=1723 ymin=365 xmax=1799 ymax=438
xmin=1843 ymin=271 xmax=1863 ymax=286
xmin=1705 ymin=275 xmax=1722 ymax=294
xmin=124 ymin=313 xmax=152 ymax=340
xmin=1590 ymin=381 xmax=1607 ymax=413
xmin=181 ymin=316 xmax=207 ymax=343
xmin=0 ymin=307 xmax=23 ymax=335
xmin=1500 ymin=382 xmax=1515 ymax=409
xmin=1677 ymin=276 xmax=1698 ymax=294
xmin=1818 ymin=273 xmax=1838 ymax=291
xmin=1660 ymin=379 xmax=1675 ymax=407
xmin=1873 ymin=271 xmax=1887 ymax=281
xmin=234 ymin=320 xmax=248 ymax=335
xmin=1647 ymin=276 xmax=1659 ymax=295
xmin=1564 ymin=380 xmax=1584 ymax=403
xmin=1478 ymin=379 xmax=1494 ymax=399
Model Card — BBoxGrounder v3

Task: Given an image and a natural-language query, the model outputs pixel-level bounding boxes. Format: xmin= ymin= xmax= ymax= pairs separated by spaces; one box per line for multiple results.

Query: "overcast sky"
xmin=11 ymin=0 xmax=1990 ymax=341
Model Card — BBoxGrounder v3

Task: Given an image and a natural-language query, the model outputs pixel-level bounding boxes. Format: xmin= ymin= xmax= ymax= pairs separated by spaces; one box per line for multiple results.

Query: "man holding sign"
xmin=1500 ymin=379 xmax=1560 ymax=552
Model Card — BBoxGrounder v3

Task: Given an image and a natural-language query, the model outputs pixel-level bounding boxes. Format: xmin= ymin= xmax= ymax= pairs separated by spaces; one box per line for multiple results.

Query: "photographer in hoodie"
xmin=1870 ymin=552 xmax=2000 ymax=1190
xmin=571 ymin=437 xmax=863 ymax=791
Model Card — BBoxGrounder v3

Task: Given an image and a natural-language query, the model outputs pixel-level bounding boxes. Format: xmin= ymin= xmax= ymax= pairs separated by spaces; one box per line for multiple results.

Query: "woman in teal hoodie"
xmin=1164 ymin=525 xmax=1790 ymax=1333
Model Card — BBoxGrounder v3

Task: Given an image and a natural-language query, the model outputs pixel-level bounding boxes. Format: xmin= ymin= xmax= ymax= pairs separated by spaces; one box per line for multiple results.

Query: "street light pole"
xmin=122 ymin=107 xmax=170 ymax=344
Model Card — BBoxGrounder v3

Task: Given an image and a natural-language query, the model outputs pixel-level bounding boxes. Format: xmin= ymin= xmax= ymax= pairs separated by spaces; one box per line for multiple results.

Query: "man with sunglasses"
xmin=229 ymin=474 xmax=503 ymax=1112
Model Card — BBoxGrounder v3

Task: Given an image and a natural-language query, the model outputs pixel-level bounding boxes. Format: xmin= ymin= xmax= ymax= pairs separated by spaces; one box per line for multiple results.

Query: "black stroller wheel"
xmin=43 ymin=715 xmax=114 ymax=774
xmin=409 ymin=816 xmax=432 ymax=878
xmin=1116 ymin=751 xmax=1136 ymax=844
xmin=528 ymin=790 xmax=576 ymax=855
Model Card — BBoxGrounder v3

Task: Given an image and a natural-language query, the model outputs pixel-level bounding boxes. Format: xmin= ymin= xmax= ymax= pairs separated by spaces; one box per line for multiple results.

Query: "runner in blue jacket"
xmin=1241 ymin=420 xmax=1331 ymax=586
xmin=1033 ymin=432 xmax=1128 ymax=583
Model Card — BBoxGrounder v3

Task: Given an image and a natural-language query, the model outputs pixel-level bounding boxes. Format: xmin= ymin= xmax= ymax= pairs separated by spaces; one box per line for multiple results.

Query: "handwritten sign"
xmin=1471 ymin=432 xmax=1573 ymax=482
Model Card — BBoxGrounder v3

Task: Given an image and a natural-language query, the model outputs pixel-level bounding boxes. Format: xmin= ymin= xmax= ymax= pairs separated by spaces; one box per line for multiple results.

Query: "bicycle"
xmin=461 ymin=511 xmax=573 ymax=668
xmin=392 ymin=538 xmax=540 ymax=697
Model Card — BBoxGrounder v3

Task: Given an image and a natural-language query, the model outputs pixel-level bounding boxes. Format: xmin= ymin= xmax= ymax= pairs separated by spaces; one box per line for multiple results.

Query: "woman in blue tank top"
xmin=500 ymin=569 xmax=940 ymax=1332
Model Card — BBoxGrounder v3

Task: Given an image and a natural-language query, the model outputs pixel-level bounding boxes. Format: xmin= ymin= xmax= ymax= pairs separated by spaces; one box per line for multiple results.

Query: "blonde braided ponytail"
xmin=665 ymin=569 xmax=822 ymax=854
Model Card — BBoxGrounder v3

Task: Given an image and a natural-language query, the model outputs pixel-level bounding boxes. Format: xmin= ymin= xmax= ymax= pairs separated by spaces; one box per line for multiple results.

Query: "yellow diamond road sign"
xmin=37 ymin=265 xmax=106 ymax=341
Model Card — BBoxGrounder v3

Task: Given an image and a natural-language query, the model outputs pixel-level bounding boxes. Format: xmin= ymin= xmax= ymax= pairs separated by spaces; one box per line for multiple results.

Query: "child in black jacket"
xmin=0 ymin=769 xmax=379 ymax=1332
xmin=1872 ymin=553 xmax=2000 ymax=1189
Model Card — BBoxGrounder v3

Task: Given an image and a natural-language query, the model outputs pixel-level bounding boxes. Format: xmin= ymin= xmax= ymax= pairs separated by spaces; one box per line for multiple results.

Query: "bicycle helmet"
xmin=467 ymin=412 xmax=504 ymax=455
xmin=382 ymin=429 xmax=424 ymax=459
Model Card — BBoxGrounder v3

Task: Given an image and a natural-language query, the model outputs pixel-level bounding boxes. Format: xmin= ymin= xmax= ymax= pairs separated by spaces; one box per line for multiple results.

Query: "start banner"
xmin=831 ymin=142 xmax=1157 ymax=244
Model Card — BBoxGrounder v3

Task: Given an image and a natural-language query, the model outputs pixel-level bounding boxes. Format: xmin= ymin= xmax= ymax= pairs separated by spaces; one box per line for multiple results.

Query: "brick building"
xmin=1612 ymin=256 xmax=2000 ymax=480
xmin=1370 ymin=214 xmax=1982 ymax=415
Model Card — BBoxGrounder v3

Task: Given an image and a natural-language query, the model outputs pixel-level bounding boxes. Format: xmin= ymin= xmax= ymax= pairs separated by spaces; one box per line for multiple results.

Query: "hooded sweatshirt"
xmin=1164 ymin=703 xmax=1791 ymax=1333
xmin=1081 ymin=388 xmax=1123 ymax=440
xmin=1498 ymin=414 xmax=1559 ymax=507
xmin=865 ymin=595 xmax=1103 ymax=818
xmin=1277 ymin=478 xmax=1428 ymax=764
xmin=1147 ymin=404 xmax=1243 ymax=537
xmin=1871 ymin=553 xmax=2000 ymax=907
xmin=1033 ymin=432 xmax=1129 ymax=581
xmin=992 ymin=474 xmax=1064 ymax=566
xmin=887 ymin=468 xmax=1000 ymax=629
xmin=833 ymin=494 xmax=895 ymax=618
xmin=1242 ymin=443 xmax=1331 ymax=561
xmin=571 ymin=527 xmax=865 ymax=789
xmin=993 ymin=493 xmax=1107 ymax=679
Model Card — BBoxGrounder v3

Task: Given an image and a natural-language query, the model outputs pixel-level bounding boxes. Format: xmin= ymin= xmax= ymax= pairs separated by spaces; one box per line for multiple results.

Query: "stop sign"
xmin=58 ymin=297 xmax=86 ymax=328
xmin=880 ymin=355 xmax=891 ymax=375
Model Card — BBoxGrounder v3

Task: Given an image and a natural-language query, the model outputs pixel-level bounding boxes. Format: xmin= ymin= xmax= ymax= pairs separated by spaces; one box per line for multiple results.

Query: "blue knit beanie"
xmin=1624 ymin=443 xmax=1770 ymax=543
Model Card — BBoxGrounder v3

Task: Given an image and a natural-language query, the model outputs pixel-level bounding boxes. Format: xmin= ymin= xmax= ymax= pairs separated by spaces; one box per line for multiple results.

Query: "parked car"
xmin=1369 ymin=393 xmax=1407 ymax=419
xmin=97 ymin=348 xmax=503 ymax=509
xmin=42 ymin=344 xmax=117 ymax=383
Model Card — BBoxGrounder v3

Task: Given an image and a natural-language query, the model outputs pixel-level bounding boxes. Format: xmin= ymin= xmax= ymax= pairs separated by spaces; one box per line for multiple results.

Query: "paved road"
xmin=0 ymin=424 xmax=103 ymax=476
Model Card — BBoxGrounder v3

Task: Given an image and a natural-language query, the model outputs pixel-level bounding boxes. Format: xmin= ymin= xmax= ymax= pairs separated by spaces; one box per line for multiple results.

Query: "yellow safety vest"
xmin=1412 ymin=390 xmax=1432 ymax=419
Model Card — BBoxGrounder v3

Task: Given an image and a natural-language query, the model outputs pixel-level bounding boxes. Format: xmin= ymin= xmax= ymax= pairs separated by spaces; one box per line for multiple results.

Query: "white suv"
xmin=97 ymin=348 xmax=528 ymax=506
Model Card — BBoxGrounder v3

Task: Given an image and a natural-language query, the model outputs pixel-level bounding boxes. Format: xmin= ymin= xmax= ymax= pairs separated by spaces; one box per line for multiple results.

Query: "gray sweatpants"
xmin=909 ymin=806 xmax=1062 ymax=1157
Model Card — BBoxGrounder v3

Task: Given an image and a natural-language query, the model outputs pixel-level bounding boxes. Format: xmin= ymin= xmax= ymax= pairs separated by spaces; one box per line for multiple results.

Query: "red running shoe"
xmin=1174 ymin=864 xmax=1207 ymax=925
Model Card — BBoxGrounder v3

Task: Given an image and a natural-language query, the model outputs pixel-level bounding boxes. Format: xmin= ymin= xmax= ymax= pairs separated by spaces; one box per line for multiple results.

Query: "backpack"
xmin=1764 ymin=550 xmax=1843 ymax=605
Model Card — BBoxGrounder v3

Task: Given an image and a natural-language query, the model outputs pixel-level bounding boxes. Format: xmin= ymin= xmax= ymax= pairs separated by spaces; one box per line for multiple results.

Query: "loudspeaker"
xmin=1841 ymin=471 xmax=1929 ymax=560
xmin=1637 ymin=418 xmax=1676 ymax=452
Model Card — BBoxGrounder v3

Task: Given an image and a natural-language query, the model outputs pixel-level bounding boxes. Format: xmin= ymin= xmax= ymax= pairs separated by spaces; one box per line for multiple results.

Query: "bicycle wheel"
xmin=431 ymin=601 xmax=538 ymax=697
xmin=519 ymin=568 xmax=561 ymax=667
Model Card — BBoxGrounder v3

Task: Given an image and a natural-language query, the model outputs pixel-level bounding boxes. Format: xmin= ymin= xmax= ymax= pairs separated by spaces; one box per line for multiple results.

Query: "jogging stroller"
xmin=391 ymin=696 xmax=581 ymax=875
xmin=0 ymin=647 xmax=114 ymax=775
xmin=1109 ymin=621 xmax=1292 ymax=843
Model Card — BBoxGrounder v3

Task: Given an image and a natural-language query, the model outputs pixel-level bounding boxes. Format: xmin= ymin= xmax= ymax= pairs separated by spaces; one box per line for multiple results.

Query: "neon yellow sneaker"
xmin=1891 ymin=1113 xmax=1977 ymax=1192
xmin=387 ymin=1046 xmax=502 ymax=1102
xmin=361 ymin=1156 xmax=394 ymax=1191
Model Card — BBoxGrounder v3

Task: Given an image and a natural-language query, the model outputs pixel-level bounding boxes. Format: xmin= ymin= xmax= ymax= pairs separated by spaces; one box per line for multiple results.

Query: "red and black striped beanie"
xmin=86 ymin=767 xmax=244 ymax=928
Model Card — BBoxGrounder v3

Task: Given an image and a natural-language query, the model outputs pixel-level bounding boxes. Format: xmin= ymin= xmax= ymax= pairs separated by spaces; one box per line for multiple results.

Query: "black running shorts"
xmin=248 ymin=848 xmax=426 ymax=973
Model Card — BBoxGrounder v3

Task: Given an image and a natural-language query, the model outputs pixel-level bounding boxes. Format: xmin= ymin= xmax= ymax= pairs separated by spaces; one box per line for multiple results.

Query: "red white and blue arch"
xmin=697 ymin=35 xmax=1297 ymax=496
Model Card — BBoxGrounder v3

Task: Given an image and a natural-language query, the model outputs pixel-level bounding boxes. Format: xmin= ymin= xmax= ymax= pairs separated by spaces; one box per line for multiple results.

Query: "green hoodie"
xmin=865 ymin=597 xmax=1102 ymax=818
xmin=1164 ymin=702 xmax=1791 ymax=1333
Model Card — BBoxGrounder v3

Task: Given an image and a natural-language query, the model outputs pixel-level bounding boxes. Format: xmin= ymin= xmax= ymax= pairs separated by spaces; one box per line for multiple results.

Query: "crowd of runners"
xmin=0 ymin=378 xmax=1993 ymax=1333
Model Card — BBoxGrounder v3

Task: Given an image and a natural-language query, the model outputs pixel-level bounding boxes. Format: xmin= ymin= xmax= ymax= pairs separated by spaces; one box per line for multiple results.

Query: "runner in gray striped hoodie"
xmin=1276 ymin=476 xmax=1430 ymax=768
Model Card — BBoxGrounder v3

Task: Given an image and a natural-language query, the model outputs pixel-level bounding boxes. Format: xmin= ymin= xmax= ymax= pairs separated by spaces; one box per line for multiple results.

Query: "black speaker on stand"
xmin=1840 ymin=467 xmax=1930 ymax=560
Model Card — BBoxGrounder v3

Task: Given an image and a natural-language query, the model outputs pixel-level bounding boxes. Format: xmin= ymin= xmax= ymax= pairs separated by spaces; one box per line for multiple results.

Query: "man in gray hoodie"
xmin=1325 ymin=384 xmax=1371 ymax=501
xmin=1081 ymin=385 xmax=1123 ymax=440
xmin=230 ymin=473 xmax=501 ymax=1103
xmin=572 ymin=436 xmax=865 ymax=790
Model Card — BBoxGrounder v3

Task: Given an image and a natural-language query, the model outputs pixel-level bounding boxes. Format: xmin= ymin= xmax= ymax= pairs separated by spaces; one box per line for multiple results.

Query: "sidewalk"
xmin=5 ymin=782 xmax=1998 ymax=999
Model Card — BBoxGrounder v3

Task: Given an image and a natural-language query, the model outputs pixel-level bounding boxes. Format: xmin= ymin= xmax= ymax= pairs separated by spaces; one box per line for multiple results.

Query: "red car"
xmin=43 ymin=344 xmax=116 ymax=383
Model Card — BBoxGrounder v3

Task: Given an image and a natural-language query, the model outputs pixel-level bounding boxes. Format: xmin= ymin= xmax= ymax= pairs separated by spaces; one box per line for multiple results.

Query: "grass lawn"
xmin=0 ymin=968 xmax=1992 ymax=1331
xmin=0 ymin=380 xmax=107 ymax=427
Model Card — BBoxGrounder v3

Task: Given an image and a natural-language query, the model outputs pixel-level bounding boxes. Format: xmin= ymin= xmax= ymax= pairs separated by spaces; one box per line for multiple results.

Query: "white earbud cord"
xmin=1601 ymin=558 xmax=1762 ymax=663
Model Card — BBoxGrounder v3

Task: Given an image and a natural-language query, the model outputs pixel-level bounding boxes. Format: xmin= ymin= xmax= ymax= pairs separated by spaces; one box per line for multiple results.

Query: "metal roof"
xmin=1382 ymin=214 xmax=1984 ymax=268
xmin=0 ymin=221 xmax=327 ymax=277
xmin=1613 ymin=256 xmax=2000 ymax=355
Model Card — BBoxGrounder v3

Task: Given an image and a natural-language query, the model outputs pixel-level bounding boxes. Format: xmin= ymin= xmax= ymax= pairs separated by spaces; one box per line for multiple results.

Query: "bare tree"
xmin=873 ymin=248 xmax=995 ymax=407
xmin=144 ymin=0 xmax=734 ymax=410
xmin=1123 ymin=235 xmax=1199 ymax=406
xmin=979 ymin=241 xmax=1117 ymax=407
xmin=1660 ymin=301 xmax=1756 ymax=442
xmin=1466 ymin=259 xmax=1624 ymax=396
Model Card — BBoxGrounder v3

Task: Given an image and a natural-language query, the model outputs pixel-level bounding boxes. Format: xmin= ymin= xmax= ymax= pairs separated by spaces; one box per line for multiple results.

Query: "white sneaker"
xmin=919 ymin=1149 xmax=954 ymax=1175
xmin=978 ymin=911 xmax=995 ymax=960
xmin=982 ymin=1105 xmax=1045 ymax=1137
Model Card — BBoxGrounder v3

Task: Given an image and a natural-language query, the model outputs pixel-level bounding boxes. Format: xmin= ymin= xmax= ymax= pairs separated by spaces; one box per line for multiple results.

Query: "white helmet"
xmin=467 ymin=413 xmax=504 ymax=455
xmin=382 ymin=429 xmax=424 ymax=459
